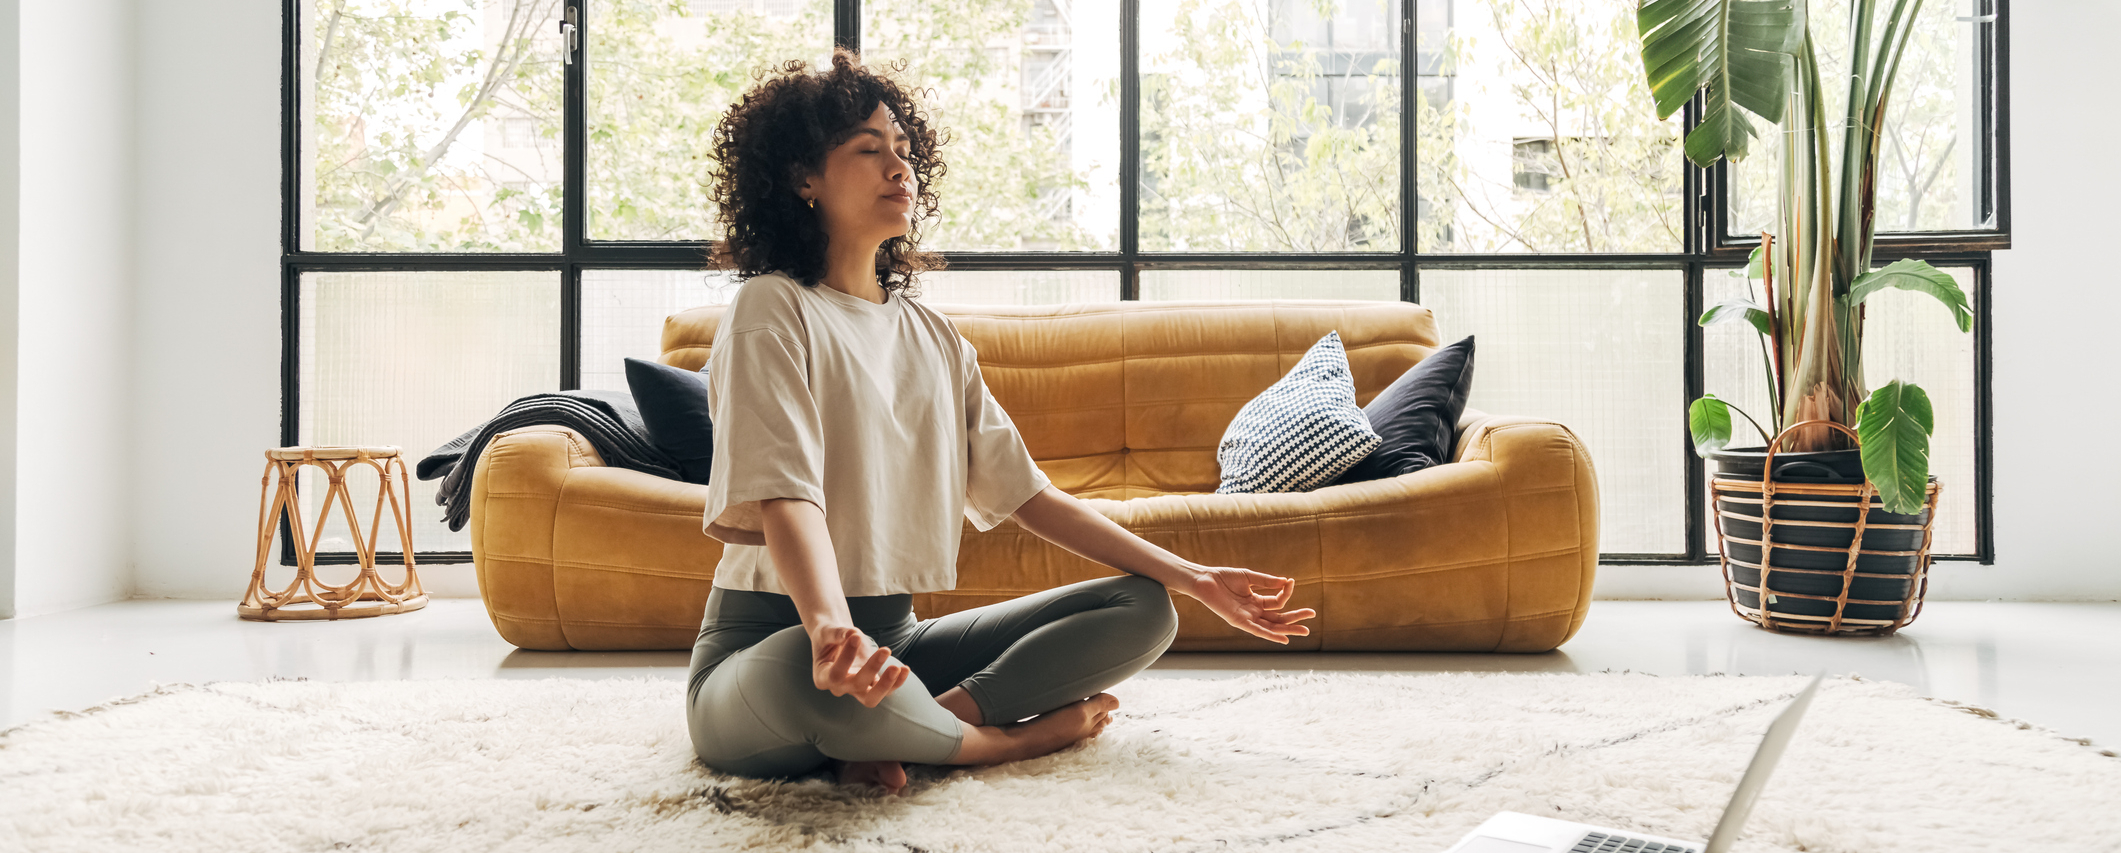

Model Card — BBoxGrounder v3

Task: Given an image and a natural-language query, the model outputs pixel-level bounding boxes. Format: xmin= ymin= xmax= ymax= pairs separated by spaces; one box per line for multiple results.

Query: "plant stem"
xmin=1726 ymin=401 xmax=1775 ymax=446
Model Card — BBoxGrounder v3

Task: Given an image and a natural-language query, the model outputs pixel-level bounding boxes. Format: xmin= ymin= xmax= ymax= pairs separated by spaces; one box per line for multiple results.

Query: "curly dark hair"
xmin=707 ymin=48 xmax=945 ymax=294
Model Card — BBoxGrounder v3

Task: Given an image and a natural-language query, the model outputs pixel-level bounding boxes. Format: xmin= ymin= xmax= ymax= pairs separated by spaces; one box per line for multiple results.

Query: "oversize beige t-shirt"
xmin=700 ymin=272 xmax=1051 ymax=596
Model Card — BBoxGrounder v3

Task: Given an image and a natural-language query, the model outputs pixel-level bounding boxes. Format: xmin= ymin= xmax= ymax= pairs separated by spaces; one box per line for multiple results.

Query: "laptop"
xmin=1441 ymin=673 xmax=1825 ymax=853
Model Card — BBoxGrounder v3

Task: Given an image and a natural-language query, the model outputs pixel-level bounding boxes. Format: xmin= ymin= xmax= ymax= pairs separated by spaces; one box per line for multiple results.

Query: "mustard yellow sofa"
xmin=469 ymin=299 xmax=1599 ymax=653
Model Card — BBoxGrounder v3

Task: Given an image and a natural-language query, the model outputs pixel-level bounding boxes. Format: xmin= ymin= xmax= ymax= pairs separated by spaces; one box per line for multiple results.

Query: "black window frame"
xmin=280 ymin=0 xmax=2008 ymax=566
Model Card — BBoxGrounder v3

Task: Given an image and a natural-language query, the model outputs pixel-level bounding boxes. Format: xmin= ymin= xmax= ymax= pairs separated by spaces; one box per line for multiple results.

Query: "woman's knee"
xmin=1107 ymin=574 xmax=1178 ymax=640
xmin=1094 ymin=577 xmax=1179 ymax=649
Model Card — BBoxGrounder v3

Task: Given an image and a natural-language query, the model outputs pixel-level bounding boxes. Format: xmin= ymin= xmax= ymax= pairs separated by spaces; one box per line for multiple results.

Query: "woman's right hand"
xmin=809 ymin=624 xmax=910 ymax=707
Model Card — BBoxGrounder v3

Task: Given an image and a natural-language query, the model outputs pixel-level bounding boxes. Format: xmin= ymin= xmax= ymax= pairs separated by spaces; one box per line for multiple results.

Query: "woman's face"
xmin=800 ymin=103 xmax=916 ymax=245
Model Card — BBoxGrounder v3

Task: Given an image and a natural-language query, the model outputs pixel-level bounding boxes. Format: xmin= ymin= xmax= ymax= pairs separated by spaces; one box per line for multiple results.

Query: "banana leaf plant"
xmin=1636 ymin=0 xmax=1973 ymax=514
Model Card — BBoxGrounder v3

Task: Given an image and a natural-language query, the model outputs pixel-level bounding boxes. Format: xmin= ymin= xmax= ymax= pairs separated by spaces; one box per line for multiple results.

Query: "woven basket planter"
xmin=1708 ymin=420 xmax=1942 ymax=636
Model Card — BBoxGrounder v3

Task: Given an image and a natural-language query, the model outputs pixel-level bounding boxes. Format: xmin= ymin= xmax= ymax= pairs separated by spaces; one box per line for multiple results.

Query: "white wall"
xmin=103 ymin=1 xmax=2120 ymax=604
xmin=0 ymin=0 xmax=19 ymax=619
xmin=1930 ymin=0 xmax=2121 ymax=601
xmin=6 ymin=0 xmax=135 ymax=617
xmin=127 ymin=0 xmax=281 ymax=602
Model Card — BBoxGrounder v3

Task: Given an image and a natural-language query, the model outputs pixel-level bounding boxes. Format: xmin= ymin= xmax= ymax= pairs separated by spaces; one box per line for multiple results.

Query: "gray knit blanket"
xmin=416 ymin=389 xmax=681 ymax=533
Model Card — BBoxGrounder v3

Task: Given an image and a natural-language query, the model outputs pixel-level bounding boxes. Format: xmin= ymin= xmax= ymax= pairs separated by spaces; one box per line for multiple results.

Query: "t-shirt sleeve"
xmin=959 ymin=336 xmax=1051 ymax=530
xmin=701 ymin=326 xmax=828 ymax=546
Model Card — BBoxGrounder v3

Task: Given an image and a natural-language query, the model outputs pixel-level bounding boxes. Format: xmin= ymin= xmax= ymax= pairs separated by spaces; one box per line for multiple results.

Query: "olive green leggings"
xmin=685 ymin=575 xmax=1179 ymax=778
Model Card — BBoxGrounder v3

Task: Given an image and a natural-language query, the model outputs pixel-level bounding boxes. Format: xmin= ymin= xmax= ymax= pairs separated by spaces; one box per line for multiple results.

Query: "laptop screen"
xmin=1703 ymin=673 xmax=1825 ymax=853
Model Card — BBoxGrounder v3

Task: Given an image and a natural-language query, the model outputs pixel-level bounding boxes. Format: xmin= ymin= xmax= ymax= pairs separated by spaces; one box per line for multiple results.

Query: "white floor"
xmin=4 ymin=598 xmax=2116 ymax=749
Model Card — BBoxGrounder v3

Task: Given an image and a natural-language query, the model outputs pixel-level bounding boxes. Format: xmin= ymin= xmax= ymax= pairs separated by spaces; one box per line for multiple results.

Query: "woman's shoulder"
xmin=722 ymin=272 xmax=810 ymax=335
xmin=898 ymin=290 xmax=972 ymax=340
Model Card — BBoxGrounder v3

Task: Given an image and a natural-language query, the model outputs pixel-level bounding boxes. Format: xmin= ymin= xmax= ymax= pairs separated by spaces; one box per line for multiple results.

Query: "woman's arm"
xmin=760 ymin=497 xmax=909 ymax=705
xmin=1006 ymin=486 xmax=1316 ymax=644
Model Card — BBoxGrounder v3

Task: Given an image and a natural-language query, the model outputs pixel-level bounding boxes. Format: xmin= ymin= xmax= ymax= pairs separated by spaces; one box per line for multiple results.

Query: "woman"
xmin=687 ymin=50 xmax=1317 ymax=796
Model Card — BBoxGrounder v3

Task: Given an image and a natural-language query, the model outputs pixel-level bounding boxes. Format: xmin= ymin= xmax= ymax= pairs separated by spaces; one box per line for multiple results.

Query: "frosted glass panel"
xmin=1140 ymin=269 xmax=1399 ymax=301
xmin=298 ymin=271 xmax=560 ymax=554
xmin=1703 ymin=266 xmax=1978 ymax=555
xmin=916 ymin=270 xmax=1120 ymax=305
xmin=580 ymin=270 xmax=742 ymax=392
xmin=1420 ymin=268 xmax=1685 ymax=554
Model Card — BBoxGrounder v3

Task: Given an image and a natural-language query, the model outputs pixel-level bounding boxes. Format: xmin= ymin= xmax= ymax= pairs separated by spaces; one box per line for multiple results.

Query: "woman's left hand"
xmin=1182 ymin=567 xmax=1317 ymax=644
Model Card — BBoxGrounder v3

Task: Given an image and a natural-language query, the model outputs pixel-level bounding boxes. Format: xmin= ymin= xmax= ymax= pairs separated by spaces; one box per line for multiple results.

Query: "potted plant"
xmin=1635 ymin=0 xmax=1972 ymax=634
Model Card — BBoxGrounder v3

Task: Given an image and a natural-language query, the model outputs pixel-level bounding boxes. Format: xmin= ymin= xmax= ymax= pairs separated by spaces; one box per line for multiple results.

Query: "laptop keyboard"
xmin=1572 ymin=831 xmax=1699 ymax=853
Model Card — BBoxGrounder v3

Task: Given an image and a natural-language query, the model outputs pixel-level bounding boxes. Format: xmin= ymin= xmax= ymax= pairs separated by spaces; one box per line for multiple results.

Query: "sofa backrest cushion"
xmin=660 ymin=297 xmax=1440 ymax=498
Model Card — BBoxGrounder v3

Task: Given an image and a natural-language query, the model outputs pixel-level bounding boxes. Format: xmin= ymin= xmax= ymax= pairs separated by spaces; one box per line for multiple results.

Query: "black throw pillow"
xmin=623 ymin=357 xmax=714 ymax=484
xmin=1331 ymin=335 xmax=1475 ymax=485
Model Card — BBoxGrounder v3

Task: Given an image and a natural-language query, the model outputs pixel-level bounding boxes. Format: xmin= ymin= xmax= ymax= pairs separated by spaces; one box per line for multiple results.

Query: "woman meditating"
xmin=686 ymin=49 xmax=1317 ymax=796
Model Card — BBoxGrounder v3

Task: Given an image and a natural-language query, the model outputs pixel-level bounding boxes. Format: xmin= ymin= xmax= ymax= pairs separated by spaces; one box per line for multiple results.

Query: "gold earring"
xmin=805 ymin=197 xmax=816 ymax=209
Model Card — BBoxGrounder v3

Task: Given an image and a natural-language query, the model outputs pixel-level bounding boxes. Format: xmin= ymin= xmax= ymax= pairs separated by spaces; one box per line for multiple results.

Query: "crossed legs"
xmin=687 ymin=575 xmax=1179 ymax=787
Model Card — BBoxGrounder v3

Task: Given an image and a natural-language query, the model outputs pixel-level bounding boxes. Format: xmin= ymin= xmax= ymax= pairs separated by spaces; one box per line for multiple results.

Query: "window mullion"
xmin=837 ymin=0 xmax=861 ymax=51
xmin=1119 ymin=0 xmax=1140 ymax=299
xmin=563 ymin=1 xmax=589 ymax=388
xmin=1400 ymin=0 xmax=1416 ymax=302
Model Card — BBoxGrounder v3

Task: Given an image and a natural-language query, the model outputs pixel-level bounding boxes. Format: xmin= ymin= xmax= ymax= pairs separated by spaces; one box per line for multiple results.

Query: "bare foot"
xmin=833 ymin=759 xmax=909 ymax=796
xmin=957 ymin=693 xmax=1120 ymax=765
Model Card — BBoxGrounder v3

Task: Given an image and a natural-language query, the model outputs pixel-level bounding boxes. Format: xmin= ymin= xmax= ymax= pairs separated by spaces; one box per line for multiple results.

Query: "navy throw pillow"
xmin=624 ymin=357 xmax=714 ymax=484
xmin=1332 ymin=335 xmax=1475 ymax=485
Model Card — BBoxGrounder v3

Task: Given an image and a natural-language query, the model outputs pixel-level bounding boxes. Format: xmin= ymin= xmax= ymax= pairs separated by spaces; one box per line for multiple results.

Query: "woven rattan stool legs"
xmin=240 ymin=446 xmax=428 ymax=621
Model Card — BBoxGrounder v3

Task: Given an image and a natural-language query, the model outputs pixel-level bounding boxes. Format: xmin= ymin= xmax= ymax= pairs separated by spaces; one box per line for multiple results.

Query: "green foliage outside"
xmin=308 ymin=0 xmax=564 ymax=251
xmin=310 ymin=0 xmax=1702 ymax=256
xmin=583 ymin=0 xmax=836 ymax=243
xmin=1138 ymin=0 xmax=1401 ymax=252
xmin=1417 ymin=0 xmax=1682 ymax=253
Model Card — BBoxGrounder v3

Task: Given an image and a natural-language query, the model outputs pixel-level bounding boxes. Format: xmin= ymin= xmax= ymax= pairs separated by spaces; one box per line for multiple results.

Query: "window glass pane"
xmin=916 ymin=270 xmax=1121 ymax=304
xmin=867 ymin=0 xmax=1122 ymax=250
xmin=299 ymin=271 xmax=561 ymax=554
xmin=1728 ymin=0 xmax=1992 ymax=236
xmin=1139 ymin=269 xmax=1399 ymax=300
xmin=1702 ymin=265 xmax=1978 ymax=555
xmin=1419 ymin=268 xmax=1685 ymax=553
xmin=1140 ymin=0 xmax=1402 ymax=252
xmin=587 ymin=0 xmax=834 ymax=241
xmin=300 ymin=0 xmax=564 ymax=252
xmin=580 ymin=269 xmax=742 ymax=392
xmin=1416 ymin=0 xmax=1682 ymax=253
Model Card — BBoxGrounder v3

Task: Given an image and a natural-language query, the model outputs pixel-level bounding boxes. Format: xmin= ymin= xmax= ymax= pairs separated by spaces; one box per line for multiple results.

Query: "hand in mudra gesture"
xmin=810 ymin=625 xmax=910 ymax=707
xmin=1187 ymin=567 xmax=1317 ymax=644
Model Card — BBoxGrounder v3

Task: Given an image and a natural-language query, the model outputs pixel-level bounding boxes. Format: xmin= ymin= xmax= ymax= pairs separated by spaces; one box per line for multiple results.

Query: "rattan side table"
xmin=240 ymin=445 xmax=428 ymax=621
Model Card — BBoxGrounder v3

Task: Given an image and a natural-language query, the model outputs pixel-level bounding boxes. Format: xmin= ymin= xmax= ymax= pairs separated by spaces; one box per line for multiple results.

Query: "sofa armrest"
xmin=1445 ymin=412 xmax=1601 ymax=649
xmin=469 ymin=425 xmax=609 ymax=650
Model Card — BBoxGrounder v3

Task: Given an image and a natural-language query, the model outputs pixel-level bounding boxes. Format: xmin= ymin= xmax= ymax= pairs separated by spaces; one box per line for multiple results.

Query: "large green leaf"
xmin=1700 ymin=297 xmax=1772 ymax=337
xmin=1638 ymin=0 xmax=1807 ymax=167
xmin=1842 ymin=258 xmax=1974 ymax=333
xmin=1689 ymin=394 xmax=1734 ymax=457
xmin=1856 ymin=381 xmax=1935 ymax=515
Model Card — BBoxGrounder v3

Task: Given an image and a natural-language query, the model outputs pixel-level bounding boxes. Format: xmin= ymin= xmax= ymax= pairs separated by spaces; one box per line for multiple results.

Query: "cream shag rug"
xmin=2 ymin=672 xmax=2116 ymax=853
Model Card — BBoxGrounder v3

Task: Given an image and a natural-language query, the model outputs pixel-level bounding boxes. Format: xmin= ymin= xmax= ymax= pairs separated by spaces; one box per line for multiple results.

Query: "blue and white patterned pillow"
xmin=1215 ymin=331 xmax=1383 ymax=494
